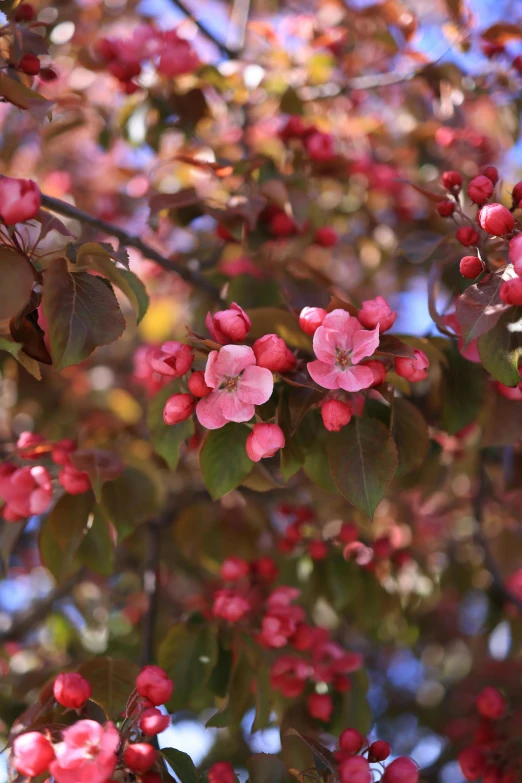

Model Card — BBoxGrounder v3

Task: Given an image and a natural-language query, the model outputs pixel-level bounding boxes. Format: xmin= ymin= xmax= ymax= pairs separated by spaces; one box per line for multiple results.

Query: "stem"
xmin=39 ymin=193 xmax=222 ymax=301
xmin=140 ymin=521 xmax=161 ymax=667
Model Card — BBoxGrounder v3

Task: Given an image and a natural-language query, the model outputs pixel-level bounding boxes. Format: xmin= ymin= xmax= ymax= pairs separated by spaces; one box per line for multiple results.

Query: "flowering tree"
xmin=3 ymin=0 xmax=522 ymax=782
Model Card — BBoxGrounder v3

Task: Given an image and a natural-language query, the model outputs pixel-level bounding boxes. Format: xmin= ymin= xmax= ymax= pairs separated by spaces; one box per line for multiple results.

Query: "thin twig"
xmin=0 ymin=568 xmax=86 ymax=643
xmin=168 ymin=0 xmax=239 ymax=58
xmin=39 ymin=193 xmax=221 ymax=301
xmin=473 ymin=452 xmax=522 ymax=614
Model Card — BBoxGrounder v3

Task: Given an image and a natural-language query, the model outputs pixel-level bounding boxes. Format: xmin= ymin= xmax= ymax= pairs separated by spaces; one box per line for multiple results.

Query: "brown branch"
xmin=0 ymin=568 xmax=87 ymax=644
xmin=473 ymin=453 xmax=522 ymax=614
xmin=39 ymin=193 xmax=222 ymax=301
xmin=168 ymin=0 xmax=239 ymax=58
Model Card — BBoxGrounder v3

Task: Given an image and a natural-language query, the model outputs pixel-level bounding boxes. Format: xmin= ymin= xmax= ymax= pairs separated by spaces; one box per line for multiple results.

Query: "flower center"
xmin=335 ymin=346 xmax=351 ymax=368
xmin=223 ymin=375 xmax=239 ymax=393
xmin=85 ymin=742 xmax=100 ymax=759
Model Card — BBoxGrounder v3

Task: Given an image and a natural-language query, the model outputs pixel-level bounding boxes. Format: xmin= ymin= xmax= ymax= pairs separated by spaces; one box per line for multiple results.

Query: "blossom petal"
xmin=337 ymin=365 xmax=374 ymax=392
xmin=219 ymin=392 xmax=255 ymax=422
xmin=313 ymin=310 xmax=361 ymax=362
xmin=351 ymin=325 xmax=380 ymax=364
xmin=204 ymin=350 xmax=220 ymax=388
xmin=307 ymin=360 xmax=342 ymax=389
xmin=196 ymin=392 xmax=228 ymax=429
xmin=237 ymin=365 xmax=274 ymax=404
xmin=214 ymin=345 xmax=256 ymax=378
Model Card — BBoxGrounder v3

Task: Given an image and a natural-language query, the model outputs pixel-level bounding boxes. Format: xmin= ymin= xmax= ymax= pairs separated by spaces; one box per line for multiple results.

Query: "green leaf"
xmin=76 ymin=508 xmax=115 ymax=576
xmin=247 ymin=308 xmax=312 ymax=351
xmin=69 ymin=449 xmax=123 ymax=502
xmin=440 ymin=343 xmax=485 ymax=434
xmin=226 ymin=275 xmax=281 ymax=309
xmin=478 ymin=307 xmax=522 ymax=386
xmin=77 ymin=657 xmax=139 ymax=719
xmin=280 ymin=85 xmax=304 ymax=115
xmin=101 ymin=464 xmax=163 ymax=538
xmin=0 ymin=247 xmax=34 ymax=322
xmin=247 ymin=754 xmax=287 ymax=783
xmin=147 ymin=381 xmax=194 ymax=470
xmin=304 ymin=434 xmax=339 ymax=494
xmin=346 ymin=669 xmax=372 ymax=736
xmin=200 ymin=424 xmax=252 ymax=499
xmin=161 ymin=748 xmax=198 ymax=783
xmin=206 ymin=649 xmax=252 ymax=728
xmin=392 ymin=399 xmax=429 ymax=476
xmin=75 ymin=243 xmax=149 ymax=323
xmin=43 ymin=257 xmax=125 ymax=370
xmin=207 ymin=643 xmax=233 ymax=698
xmin=0 ymin=337 xmax=41 ymax=380
xmin=39 ymin=492 xmax=95 ymax=580
xmin=327 ymin=418 xmax=398 ymax=519
xmin=158 ymin=622 xmax=218 ymax=711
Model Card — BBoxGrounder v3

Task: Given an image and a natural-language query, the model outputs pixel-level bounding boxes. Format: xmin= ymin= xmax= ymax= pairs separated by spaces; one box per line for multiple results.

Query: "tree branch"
xmin=0 ymin=568 xmax=86 ymax=643
xmin=473 ymin=453 xmax=522 ymax=614
xmin=40 ymin=193 xmax=222 ymax=301
xmin=168 ymin=0 xmax=239 ymax=58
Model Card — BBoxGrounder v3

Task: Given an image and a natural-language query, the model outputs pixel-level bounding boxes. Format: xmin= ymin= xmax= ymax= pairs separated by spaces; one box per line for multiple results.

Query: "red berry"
xmin=482 ymin=166 xmax=499 ymax=184
xmin=442 ymin=170 xmax=462 ymax=191
xmin=339 ymin=728 xmax=364 ymax=754
xmin=19 ymin=53 xmax=40 ymax=75
xmin=14 ymin=3 xmax=35 ymax=22
xmin=460 ymin=256 xmax=484 ymax=279
xmin=123 ymin=743 xmax=157 ymax=772
xmin=369 ymin=740 xmax=391 ymax=762
xmin=456 ymin=226 xmax=480 ymax=247
xmin=437 ymin=200 xmax=455 ymax=217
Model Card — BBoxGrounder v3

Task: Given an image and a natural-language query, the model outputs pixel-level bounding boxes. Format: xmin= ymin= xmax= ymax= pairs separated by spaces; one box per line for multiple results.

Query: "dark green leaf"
xmin=247 ymin=754 xmax=287 ymax=783
xmin=200 ymin=424 xmax=252 ymax=499
xmin=206 ymin=650 xmax=252 ymax=728
xmin=392 ymin=399 xmax=429 ymax=476
xmin=39 ymin=492 xmax=95 ymax=580
xmin=76 ymin=508 xmax=115 ymax=576
xmin=158 ymin=622 xmax=218 ymax=711
xmin=161 ymin=748 xmax=198 ymax=783
xmin=77 ymin=657 xmax=139 ymax=719
xmin=478 ymin=307 xmax=522 ymax=386
xmin=147 ymin=381 xmax=194 ymax=470
xmin=101 ymin=464 xmax=163 ymax=538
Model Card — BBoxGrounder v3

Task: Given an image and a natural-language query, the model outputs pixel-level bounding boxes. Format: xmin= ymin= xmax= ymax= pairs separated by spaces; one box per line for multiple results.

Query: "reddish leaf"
xmin=0 ymin=248 xmax=35 ymax=322
xmin=455 ymin=270 xmax=512 ymax=346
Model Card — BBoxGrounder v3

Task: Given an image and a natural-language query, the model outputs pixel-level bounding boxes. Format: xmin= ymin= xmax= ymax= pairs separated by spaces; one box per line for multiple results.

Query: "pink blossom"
xmin=0 ymin=176 xmax=40 ymax=225
xmin=188 ymin=371 xmax=212 ymax=397
xmin=59 ymin=465 xmax=91 ymax=495
xmin=358 ymin=296 xmax=396 ymax=332
xmin=213 ymin=589 xmax=250 ymax=622
xmin=339 ymin=756 xmax=372 ymax=783
xmin=157 ymin=31 xmax=199 ymax=77
xmin=208 ymin=762 xmax=236 ymax=783
xmin=123 ymin=743 xmax=157 ymax=772
xmin=456 ymin=226 xmax=479 ymax=246
xmin=441 ymin=313 xmax=481 ymax=363
xmin=196 ymin=345 xmax=273 ymax=429
xmin=395 ymin=349 xmax=429 ymax=382
xmin=53 ymin=673 xmax=92 ymax=709
xmin=149 ymin=341 xmax=193 ymax=377
xmin=500 ymin=277 xmax=522 ymax=305
xmin=50 ymin=720 xmax=119 ymax=783
xmin=258 ymin=586 xmax=305 ymax=647
xmin=312 ymin=641 xmax=363 ymax=682
xmin=307 ymin=692 xmax=333 ymax=721
xmin=16 ymin=431 xmax=46 ymax=459
xmin=246 ymin=423 xmax=285 ymax=461
xmin=467 ymin=175 xmax=494 ymax=205
xmin=220 ymin=557 xmax=250 ymax=581
xmin=270 ymin=655 xmax=313 ymax=697
xmin=307 ymin=309 xmax=379 ymax=391
xmin=306 ymin=132 xmax=335 ymax=161
xmin=139 ymin=707 xmax=170 ymax=735
xmin=136 ymin=666 xmax=173 ymax=706
xmin=206 ymin=303 xmax=251 ymax=344
xmin=0 ymin=464 xmax=53 ymax=521
xmin=13 ymin=732 xmax=55 ymax=777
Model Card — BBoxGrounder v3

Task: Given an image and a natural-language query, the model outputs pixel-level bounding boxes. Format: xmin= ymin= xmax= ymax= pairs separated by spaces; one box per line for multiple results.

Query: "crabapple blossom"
xmin=478 ymin=204 xmax=514 ymax=236
xmin=206 ymin=303 xmax=251 ymax=344
xmin=212 ymin=589 xmax=250 ymax=622
xmin=364 ymin=359 xmax=387 ymax=386
xmin=13 ymin=732 xmax=55 ymax=777
xmin=321 ymin=399 xmax=352 ymax=431
xmin=207 ymin=761 xmax=236 ymax=783
xmin=0 ymin=176 xmax=40 ymax=224
xmin=270 ymin=655 xmax=313 ymax=697
xmin=252 ymin=334 xmax=296 ymax=372
xmin=53 ymin=673 xmax=92 ymax=709
xmin=270 ymin=212 xmax=297 ymax=237
xmin=306 ymin=131 xmax=336 ymax=161
xmin=123 ymin=743 xmax=157 ymax=772
xmin=456 ymin=226 xmax=480 ymax=246
xmin=16 ymin=431 xmax=45 ymax=458
xmin=339 ymin=755 xmax=372 ymax=783
xmin=157 ymin=31 xmax=199 ymax=76
xmin=14 ymin=3 xmax=35 ymax=21
xmin=163 ymin=393 xmax=195 ymax=425
xmin=149 ymin=342 xmax=193 ymax=377
xmin=512 ymin=181 xmax=522 ymax=204
xmin=246 ymin=423 xmax=285 ymax=461
xmin=307 ymin=309 xmax=380 ymax=391
xmin=395 ymin=349 xmax=429 ymax=382
xmin=50 ymin=720 xmax=119 ymax=783
xmin=0 ymin=464 xmax=53 ymax=521
xmin=58 ymin=465 xmax=91 ymax=495
xmin=220 ymin=557 xmax=250 ymax=581
xmin=279 ymin=115 xmax=309 ymax=140
xmin=482 ymin=166 xmax=499 ymax=183
xmin=299 ymin=306 xmax=327 ymax=335
xmin=358 ymin=296 xmax=397 ymax=332
xmin=468 ymin=175 xmax=494 ymax=205
xmin=196 ymin=345 xmax=273 ymax=429
xmin=136 ymin=665 xmax=173 ymax=705
xmin=19 ymin=53 xmax=40 ymax=75
xmin=139 ymin=708 xmax=170 ymax=735
xmin=188 ymin=371 xmax=212 ymax=397
xmin=460 ymin=256 xmax=484 ymax=278
xmin=307 ymin=692 xmax=333 ymax=721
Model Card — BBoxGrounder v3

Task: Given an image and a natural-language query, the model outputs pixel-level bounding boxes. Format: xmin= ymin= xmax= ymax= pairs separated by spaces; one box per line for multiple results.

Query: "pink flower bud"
xmin=512 ymin=182 xmax=522 ymax=205
xmin=139 ymin=707 xmax=170 ymax=735
xmin=246 ymin=423 xmax=285 ymax=461
xmin=456 ymin=226 xmax=479 ymax=246
xmin=58 ymin=465 xmax=91 ymax=495
xmin=358 ymin=295 xmax=396 ymax=332
xmin=382 ymin=758 xmax=419 ymax=783
xmin=208 ymin=761 xmax=236 ymax=783
xmin=482 ymin=166 xmax=499 ymax=184
xmin=395 ymin=349 xmax=429 ymax=382
xmin=220 ymin=557 xmax=250 ymax=581
xmin=0 ymin=176 xmax=40 ymax=225
xmin=136 ymin=665 xmax=173 ymax=706
xmin=339 ymin=755 xmax=372 ymax=783
xmin=213 ymin=589 xmax=250 ymax=622
xmin=53 ymin=673 xmax=92 ymax=709
xmin=307 ymin=692 xmax=333 ymax=722
xmin=188 ymin=371 xmax=212 ymax=397
xmin=459 ymin=747 xmax=487 ymax=781
xmin=339 ymin=728 xmax=364 ymax=754
xmin=123 ymin=743 xmax=157 ymax=772
xmin=279 ymin=115 xmax=309 ymax=140
xmin=270 ymin=212 xmax=298 ymax=237
xmin=149 ymin=341 xmax=193 ymax=377
xmin=369 ymin=741 xmax=391 ymax=762
xmin=19 ymin=53 xmax=40 ymax=75
xmin=364 ymin=359 xmax=387 ymax=386
xmin=476 ymin=687 xmax=506 ymax=720
xmin=14 ymin=3 xmax=36 ymax=22
xmin=306 ymin=131 xmax=335 ymax=162
xmin=308 ymin=540 xmax=328 ymax=560
xmin=321 ymin=399 xmax=352 ymax=431
xmin=509 ymin=234 xmax=522 ymax=274
xmin=206 ymin=302 xmax=251 ymax=344
xmin=500 ymin=278 xmax=522 ymax=305
xmin=442 ymin=170 xmax=462 ymax=191
xmin=437 ymin=200 xmax=455 ymax=217
xmin=163 ymin=393 xmax=195 ymax=425
xmin=299 ymin=306 xmax=327 ymax=335
xmin=253 ymin=334 xmax=296 ymax=372
xmin=314 ymin=227 xmax=338 ymax=247
xmin=478 ymin=203 xmax=514 ymax=236
xmin=460 ymin=256 xmax=484 ymax=279
xmin=52 ymin=439 xmax=76 ymax=466
xmin=13 ymin=732 xmax=55 ymax=777
xmin=468 ymin=175 xmax=494 ymax=205
xmin=16 ymin=431 xmax=45 ymax=459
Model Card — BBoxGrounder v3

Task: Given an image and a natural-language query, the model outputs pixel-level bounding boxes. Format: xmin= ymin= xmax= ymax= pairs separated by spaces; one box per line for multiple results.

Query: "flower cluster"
xmin=457 ymin=687 xmax=515 ymax=783
xmin=12 ymin=665 xmax=173 ymax=783
xmin=333 ymin=728 xmax=419 ymax=783
xmin=96 ymin=25 xmax=199 ymax=93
